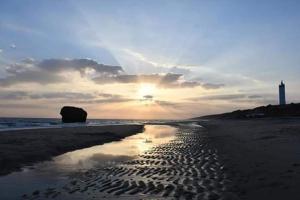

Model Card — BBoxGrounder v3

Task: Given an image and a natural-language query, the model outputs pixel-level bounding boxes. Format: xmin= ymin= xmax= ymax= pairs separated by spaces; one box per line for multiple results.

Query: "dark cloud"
xmin=188 ymin=94 xmax=246 ymax=101
xmin=0 ymin=58 xmax=221 ymax=90
xmin=0 ymin=91 xmax=127 ymax=104
xmin=93 ymin=73 xmax=224 ymax=89
xmin=0 ymin=58 xmax=123 ymax=86
xmin=77 ymin=97 xmax=134 ymax=104
xmin=0 ymin=103 xmax=45 ymax=109
xmin=0 ymin=70 xmax=65 ymax=86
xmin=93 ymin=73 xmax=201 ymax=88
xmin=180 ymin=81 xmax=200 ymax=88
xmin=248 ymin=95 xmax=263 ymax=99
xmin=155 ymin=100 xmax=179 ymax=108
xmin=187 ymin=93 xmax=277 ymax=105
xmin=38 ymin=59 xmax=123 ymax=76
xmin=0 ymin=91 xmax=28 ymax=100
xmin=196 ymin=94 xmax=246 ymax=101
xmin=0 ymin=89 xmax=183 ymax=107
xmin=29 ymin=92 xmax=96 ymax=100
xmin=93 ymin=74 xmax=178 ymax=84
xmin=143 ymin=95 xmax=154 ymax=100
xmin=201 ymin=83 xmax=225 ymax=89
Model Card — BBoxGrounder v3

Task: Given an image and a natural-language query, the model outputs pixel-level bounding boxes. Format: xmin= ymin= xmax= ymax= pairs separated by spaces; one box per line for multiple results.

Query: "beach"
xmin=20 ymin=123 xmax=240 ymax=200
xmin=0 ymin=125 xmax=144 ymax=176
xmin=1 ymin=119 xmax=300 ymax=199
xmin=200 ymin=118 xmax=300 ymax=200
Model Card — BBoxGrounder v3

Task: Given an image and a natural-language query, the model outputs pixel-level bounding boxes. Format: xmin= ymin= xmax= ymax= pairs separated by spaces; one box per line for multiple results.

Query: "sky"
xmin=0 ymin=0 xmax=300 ymax=119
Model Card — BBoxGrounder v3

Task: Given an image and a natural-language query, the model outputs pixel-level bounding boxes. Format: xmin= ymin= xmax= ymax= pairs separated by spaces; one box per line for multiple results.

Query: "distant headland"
xmin=196 ymin=103 xmax=300 ymax=119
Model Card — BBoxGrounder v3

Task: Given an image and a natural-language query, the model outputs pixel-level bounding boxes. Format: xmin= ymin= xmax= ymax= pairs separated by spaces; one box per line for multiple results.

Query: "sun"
xmin=137 ymin=84 xmax=156 ymax=99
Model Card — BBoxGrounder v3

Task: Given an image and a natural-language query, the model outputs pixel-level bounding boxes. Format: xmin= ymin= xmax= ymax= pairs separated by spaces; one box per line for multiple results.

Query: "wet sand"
xmin=23 ymin=123 xmax=239 ymax=200
xmin=0 ymin=125 xmax=144 ymax=176
xmin=13 ymin=119 xmax=300 ymax=199
xmin=200 ymin=118 xmax=300 ymax=200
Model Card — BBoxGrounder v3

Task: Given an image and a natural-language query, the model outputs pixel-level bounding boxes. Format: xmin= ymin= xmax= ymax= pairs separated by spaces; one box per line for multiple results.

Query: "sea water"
xmin=0 ymin=117 xmax=174 ymax=131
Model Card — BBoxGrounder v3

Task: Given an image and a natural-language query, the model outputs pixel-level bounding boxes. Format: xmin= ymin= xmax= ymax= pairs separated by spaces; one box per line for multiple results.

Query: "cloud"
xmin=248 ymin=95 xmax=263 ymax=99
xmin=201 ymin=83 xmax=225 ymax=89
xmin=0 ymin=90 xmax=182 ymax=107
xmin=0 ymin=57 xmax=221 ymax=90
xmin=122 ymin=48 xmax=195 ymax=70
xmin=122 ymin=48 xmax=165 ymax=67
xmin=188 ymin=94 xmax=246 ymax=101
xmin=120 ymin=48 xmax=192 ymax=76
xmin=0 ymin=91 xmax=126 ymax=103
xmin=0 ymin=103 xmax=45 ymax=109
xmin=155 ymin=100 xmax=179 ymax=108
xmin=187 ymin=93 xmax=277 ymax=105
xmin=180 ymin=81 xmax=200 ymax=88
xmin=0 ymin=69 xmax=65 ymax=86
xmin=29 ymin=92 xmax=96 ymax=100
xmin=93 ymin=73 xmax=201 ymax=88
xmin=38 ymin=59 xmax=123 ymax=76
xmin=10 ymin=44 xmax=16 ymax=49
xmin=143 ymin=95 xmax=154 ymax=100
xmin=0 ymin=58 xmax=123 ymax=86
xmin=0 ymin=49 xmax=3 ymax=53
xmin=168 ymin=66 xmax=191 ymax=75
xmin=77 ymin=97 xmax=134 ymax=104
xmin=0 ymin=91 xmax=28 ymax=100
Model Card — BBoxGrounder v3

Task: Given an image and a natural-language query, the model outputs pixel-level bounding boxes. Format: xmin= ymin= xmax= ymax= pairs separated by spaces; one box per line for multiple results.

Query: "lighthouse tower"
xmin=279 ymin=81 xmax=286 ymax=105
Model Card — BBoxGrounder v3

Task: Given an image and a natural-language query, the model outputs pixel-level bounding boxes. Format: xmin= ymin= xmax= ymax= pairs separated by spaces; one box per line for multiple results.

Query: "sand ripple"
xmin=23 ymin=125 xmax=240 ymax=200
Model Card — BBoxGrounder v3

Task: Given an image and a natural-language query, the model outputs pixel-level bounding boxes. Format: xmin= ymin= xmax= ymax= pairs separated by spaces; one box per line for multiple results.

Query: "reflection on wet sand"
xmin=0 ymin=125 xmax=177 ymax=200
xmin=53 ymin=125 xmax=177 ymax=171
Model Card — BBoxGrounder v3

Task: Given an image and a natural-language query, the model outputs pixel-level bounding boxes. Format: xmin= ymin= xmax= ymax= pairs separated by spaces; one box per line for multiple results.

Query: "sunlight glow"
xmin=137 ymin=84 xmax=156 ymax=99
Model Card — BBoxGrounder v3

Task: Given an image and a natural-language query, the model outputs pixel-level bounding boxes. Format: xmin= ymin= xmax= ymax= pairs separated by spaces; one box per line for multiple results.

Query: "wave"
xmin=0 ymin=118 xmax=170 ymax=132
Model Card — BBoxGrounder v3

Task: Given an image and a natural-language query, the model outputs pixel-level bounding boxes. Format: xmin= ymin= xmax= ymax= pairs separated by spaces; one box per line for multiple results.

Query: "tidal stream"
xmin=0 ymin=125 xmax=177 ymax=200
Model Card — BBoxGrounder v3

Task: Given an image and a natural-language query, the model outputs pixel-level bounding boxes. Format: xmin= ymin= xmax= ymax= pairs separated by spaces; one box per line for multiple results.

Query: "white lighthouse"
xmin=279 ymin=81 xmax=286 ymax=105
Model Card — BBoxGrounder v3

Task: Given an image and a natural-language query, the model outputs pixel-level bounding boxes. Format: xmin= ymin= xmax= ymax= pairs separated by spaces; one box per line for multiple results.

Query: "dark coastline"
xmin=196 ymin=103 xmax=300 ymax=119
xmin=0 ymin=125 xmax=144 ymax=176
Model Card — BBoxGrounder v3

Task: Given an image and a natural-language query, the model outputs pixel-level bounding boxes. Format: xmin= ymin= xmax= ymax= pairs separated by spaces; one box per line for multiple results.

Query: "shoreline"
xmin=0 ymin=124 xmax=144 ymax=176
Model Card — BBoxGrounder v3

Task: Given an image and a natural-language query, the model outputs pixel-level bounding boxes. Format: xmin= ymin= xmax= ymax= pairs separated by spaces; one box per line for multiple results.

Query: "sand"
xmin=14 ymin=119 xmax=300 ymax=199
xmin=200 ymin=118 xmax=300 ymax=200
xmin=23 ymin=123 xmax=239 ymax=200
xmin=0 ymin=125 xmax=144 ymax=176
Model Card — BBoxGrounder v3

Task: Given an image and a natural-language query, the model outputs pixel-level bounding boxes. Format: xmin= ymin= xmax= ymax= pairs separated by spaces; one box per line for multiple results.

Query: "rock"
xmin=60 ymin=106 xmax=87 ymax=123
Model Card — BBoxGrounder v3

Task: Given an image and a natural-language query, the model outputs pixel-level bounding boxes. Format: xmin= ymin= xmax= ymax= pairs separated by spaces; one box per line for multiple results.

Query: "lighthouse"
xmin=279 ymin=81 xmax=286 ymax=105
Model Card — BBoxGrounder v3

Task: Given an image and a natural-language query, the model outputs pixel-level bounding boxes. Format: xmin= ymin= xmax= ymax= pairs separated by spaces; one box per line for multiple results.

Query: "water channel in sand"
xmin=0 ymin=125 xmax=177 ymax=200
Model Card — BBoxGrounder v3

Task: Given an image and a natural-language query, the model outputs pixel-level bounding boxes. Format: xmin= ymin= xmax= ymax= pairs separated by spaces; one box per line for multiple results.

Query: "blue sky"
xmin=0 ymin=0 xmax=300 ymax=118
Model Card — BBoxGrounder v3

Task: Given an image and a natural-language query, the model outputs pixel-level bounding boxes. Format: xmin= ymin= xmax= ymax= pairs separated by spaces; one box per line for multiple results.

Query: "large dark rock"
xmin=60 ymin=106 xmax=87 ymax=123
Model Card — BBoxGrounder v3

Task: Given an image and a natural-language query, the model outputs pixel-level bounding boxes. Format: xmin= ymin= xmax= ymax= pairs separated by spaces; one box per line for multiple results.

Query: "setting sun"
xmin=137 ymin=84 xmax=157 ymax=99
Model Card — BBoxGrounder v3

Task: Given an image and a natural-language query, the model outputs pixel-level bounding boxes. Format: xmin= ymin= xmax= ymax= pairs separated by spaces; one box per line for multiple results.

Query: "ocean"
xmin=0 ymin=117 xmax=170 ymax=131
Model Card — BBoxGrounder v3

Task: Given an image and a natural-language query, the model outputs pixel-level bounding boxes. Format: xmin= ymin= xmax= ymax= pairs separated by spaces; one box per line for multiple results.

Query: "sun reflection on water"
xmin=52 ymin=125 xmax=177 ymax=171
